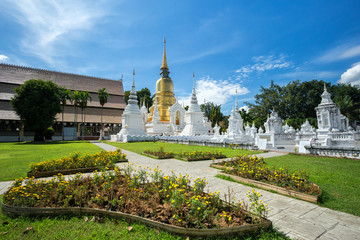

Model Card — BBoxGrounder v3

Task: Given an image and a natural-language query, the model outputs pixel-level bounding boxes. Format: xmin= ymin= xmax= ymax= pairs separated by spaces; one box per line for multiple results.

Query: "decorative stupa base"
xmin=145 ymin=121 xmax=172 ymax=136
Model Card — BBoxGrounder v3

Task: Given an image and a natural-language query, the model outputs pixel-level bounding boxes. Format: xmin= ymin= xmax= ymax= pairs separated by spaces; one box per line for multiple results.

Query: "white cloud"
xmin=3 ymin=0 xmax=108 ymax=64
xmin=178 ymin=76 xmax=249 ymax=106
xmin=315 ymin=43 xmax=360 ymax=63
xmin=0 ymin=55 xmax=9 ymax=62
xmin=235 ymin=54 xmax=293 ymax=79
xmin=239 ymin=106 xmax=249 ymax=112
xmin=338 ymin=62 xmax=360 ymax=86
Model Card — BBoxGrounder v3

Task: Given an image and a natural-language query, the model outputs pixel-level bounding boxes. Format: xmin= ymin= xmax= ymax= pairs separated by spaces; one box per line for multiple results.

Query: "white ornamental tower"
xmin=118 ymin=69 xmax=146 ymax=137
xmin=227 ymin=89 xmax=244 ymax=137
xmin=315 ymin=84 xmax=349 ymax=132
xmin=181 ymin=73 xmax=208 ymax=136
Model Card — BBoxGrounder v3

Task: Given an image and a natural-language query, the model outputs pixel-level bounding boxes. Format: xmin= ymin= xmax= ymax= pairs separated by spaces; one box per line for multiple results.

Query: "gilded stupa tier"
xmin=148 ymin=38 xmax=176 ymax=122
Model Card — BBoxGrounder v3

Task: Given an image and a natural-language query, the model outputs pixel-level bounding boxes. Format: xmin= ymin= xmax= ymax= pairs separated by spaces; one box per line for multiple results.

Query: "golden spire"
xmin=161 ymin=37 xmax=169 ymax=70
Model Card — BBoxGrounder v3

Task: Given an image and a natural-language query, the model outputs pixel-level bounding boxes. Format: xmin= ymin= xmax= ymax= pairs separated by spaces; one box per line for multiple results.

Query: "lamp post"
xmin=16 ymin=127 xmax=20 ymax=142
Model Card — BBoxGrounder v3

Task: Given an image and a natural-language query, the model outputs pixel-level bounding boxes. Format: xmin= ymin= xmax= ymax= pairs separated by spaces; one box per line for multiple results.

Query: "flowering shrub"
xmin=219 ymin=155 xmax=320 ymax=195
xmin=178 ymin=150 xmax=226 ymax=161
xmin=29 ymin=149 xmax=126 ymax=173
xmin=247 ymin=189 xmax=269 ymax=218
xmin=4 ymin=164 xmax=268 ymax=229
xmin=143 ymin=146 xmax=175 ymax=159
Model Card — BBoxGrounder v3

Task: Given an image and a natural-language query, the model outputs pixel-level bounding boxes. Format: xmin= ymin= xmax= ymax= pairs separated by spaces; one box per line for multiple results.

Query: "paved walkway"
xmin=1 ymin=141 xmax=359 ymax=239
xmin=91 ymin=142 xmax=360 ymax=240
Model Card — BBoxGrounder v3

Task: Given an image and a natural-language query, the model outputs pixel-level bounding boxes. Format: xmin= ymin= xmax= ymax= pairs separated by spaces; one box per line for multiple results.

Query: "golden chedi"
xmin=148 ymin=38 xmax=176 ymax=122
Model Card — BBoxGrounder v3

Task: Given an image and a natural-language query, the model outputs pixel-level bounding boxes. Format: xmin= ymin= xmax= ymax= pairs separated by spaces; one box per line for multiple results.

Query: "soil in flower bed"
xmin=213 ymin=155 xmax=321 ymax=196
xmin=27 ymin=166 xmax=120 ymax=178
xmin=177 ymin=150 xmax=226 ymax=161
xmin=28 ymin=149 xmax=127 ymax=174
xmin=3 ymin=164 xmax=270 ymax=230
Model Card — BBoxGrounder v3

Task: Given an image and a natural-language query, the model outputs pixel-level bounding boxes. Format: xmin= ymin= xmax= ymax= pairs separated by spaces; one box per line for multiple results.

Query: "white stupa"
xmin=180 ymin=73 xmax=208 ymax=136
xmin=314 ymin=84 xmax=352 ymax=146
xmin=227 ymin=90 xmax=244 ymax=137
xmin=117 ymin=69 xmax=146 ymax=141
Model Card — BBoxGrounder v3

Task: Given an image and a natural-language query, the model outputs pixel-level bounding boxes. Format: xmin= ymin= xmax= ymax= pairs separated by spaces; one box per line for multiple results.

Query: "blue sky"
xmin=1 ymin=0 xmax=360 ymax=114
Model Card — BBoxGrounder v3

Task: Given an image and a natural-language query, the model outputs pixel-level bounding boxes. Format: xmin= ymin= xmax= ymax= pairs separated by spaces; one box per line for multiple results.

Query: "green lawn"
xmin=264 ymin=154 xmax=360 ymax=216
xmin=0 ymin=141 xmax=103 ymax=181
xmin=106 ymin=141 xmax=263 ymax=158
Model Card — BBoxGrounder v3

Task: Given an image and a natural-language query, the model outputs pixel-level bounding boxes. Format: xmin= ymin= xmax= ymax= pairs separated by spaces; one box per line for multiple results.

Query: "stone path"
xmin=0 ymin=141 xmax=359 ymax=239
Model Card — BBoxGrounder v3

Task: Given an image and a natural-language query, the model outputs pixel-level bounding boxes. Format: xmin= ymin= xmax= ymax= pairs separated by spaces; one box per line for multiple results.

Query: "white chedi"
xmin=264 ymin=109 xmax=283 ymax=134
xmin=180 ymin=74 xmax=209 ymax=136
xmin=117 ymin=70 xmax=146 ymax=139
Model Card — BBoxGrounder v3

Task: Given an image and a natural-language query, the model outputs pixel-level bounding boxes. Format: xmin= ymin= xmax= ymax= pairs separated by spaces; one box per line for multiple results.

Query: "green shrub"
xmin=44 ymin=127 xmax=55 ymax=140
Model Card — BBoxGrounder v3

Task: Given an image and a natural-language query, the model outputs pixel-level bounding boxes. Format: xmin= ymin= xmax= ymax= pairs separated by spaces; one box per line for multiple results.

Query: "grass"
xmin=264 ymin=154 xmax=360 ymax=216
xmin=0 ymin=197 xmax=289 ymax=240
xmin=106 ymin=141 xmax=263 ymax=158
xmin=0 ymin=141 xmax=103 ymax=181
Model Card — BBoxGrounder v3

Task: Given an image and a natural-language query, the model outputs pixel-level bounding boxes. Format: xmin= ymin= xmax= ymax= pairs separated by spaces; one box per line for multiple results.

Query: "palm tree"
xmin=59 ymin=87 xmax=71 ymax=141
xmin=71 ymin=91 xmax=82 ymax=139
xmin=79 ymin=91 xmax=92 ymax=140
xmin=335 ymin=95 xmax=360 ymax=127
xmin=98 ymin=88 xmax=109 ymax=140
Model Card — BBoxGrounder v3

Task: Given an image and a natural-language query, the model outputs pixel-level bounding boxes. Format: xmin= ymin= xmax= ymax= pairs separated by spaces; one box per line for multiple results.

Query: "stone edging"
xmin=1 ymin=202 xmax=271 ymax=237
xmin=211 ymin=164 xmax=320 ymax=203
xmin=27 ymin=159 xmax=128 ymax=178
xmin=141 ymin=152 xmax=174 ymax=159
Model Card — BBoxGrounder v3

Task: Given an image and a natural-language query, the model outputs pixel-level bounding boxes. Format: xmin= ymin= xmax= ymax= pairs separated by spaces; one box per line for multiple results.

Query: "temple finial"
xmin=161 ymin=37 xmax=169 ymax=70
xmin=193 ymin=72 xmax=195 ymax=89
xmin=235 ymin=88 xmax=239 ymax=111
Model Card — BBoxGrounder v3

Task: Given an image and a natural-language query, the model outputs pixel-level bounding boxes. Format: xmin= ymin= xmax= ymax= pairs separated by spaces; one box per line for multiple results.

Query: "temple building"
xmin=111 ymin=38 xmax=214 ymax=138
xmin=145 ymin=38 xmax=186 ymax=135
xmin=148 ymin=38 xmax=176 ymax=122
xmin=0 ymin=63 xmax=125 ymax=141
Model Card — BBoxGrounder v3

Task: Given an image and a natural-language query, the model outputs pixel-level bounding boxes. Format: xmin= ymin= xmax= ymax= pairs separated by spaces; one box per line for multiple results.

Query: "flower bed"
xmin=28 ymin=150 xmax=127 ymax=177
xmin=178 ymin=150 xmax=226 ymax=161
xmin=211 ymin=155 xmax=321 ymax=202
xmin=2 ymin=165 xmax=271 ymax=237
xmin=143 ymin=147 xmax=175 ymax=159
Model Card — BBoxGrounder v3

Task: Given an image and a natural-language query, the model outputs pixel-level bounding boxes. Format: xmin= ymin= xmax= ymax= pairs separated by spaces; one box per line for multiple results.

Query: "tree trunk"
xmin=62 ymin=106 xmax=65 ymax=141
xmin=34 ymin=129 xmax=44 ymax=142
xmin=81 ymin=109 xmax=84 ymax=140
xmin=101 ymin=105 xmax=103 ymax=140
xmin=84 ymin=108 xmax=87 ymax=140
xmin=73 ymin=105 xmax=77 ymax=140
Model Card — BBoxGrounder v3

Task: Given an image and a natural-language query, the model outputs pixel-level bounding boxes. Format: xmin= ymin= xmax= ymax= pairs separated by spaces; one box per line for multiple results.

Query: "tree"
xmin=200 ymin=102 xmax=223 ymax=127
xmin=137 ymin=88 xmax=153 ymax=108
xmin=59 ymin=87 xmax=71 ymax=141
xmin=240 ymin=109 xmax=255 ymax=127
xmin=10 ymin=79 xmax=61 ymax=141
xmin=124 ymin=91 xmax=130 ymax=104
xmin=70 ymin=91 xmax=82 ymax=138
xmin=79 ymin=91 xmax=92 ymax=140
xmin=124 ymin=88 xmax=153 ymax=108
xmin=332 ymin=84 xmax=360 ymax=126
xmin=98 ymin=88 xmax=109 ymax=139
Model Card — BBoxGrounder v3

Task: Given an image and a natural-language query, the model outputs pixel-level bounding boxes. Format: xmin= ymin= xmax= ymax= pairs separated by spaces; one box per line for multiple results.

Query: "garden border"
xmin=27 ymin=159 xmax=128 ymax=178
xmin=141 ymin=152 xmax=175 ymax=160
xmin=211 ymin=164 xmax=320 ymax=203
xmin=1 ymin=202 xmax=271 ymax=237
